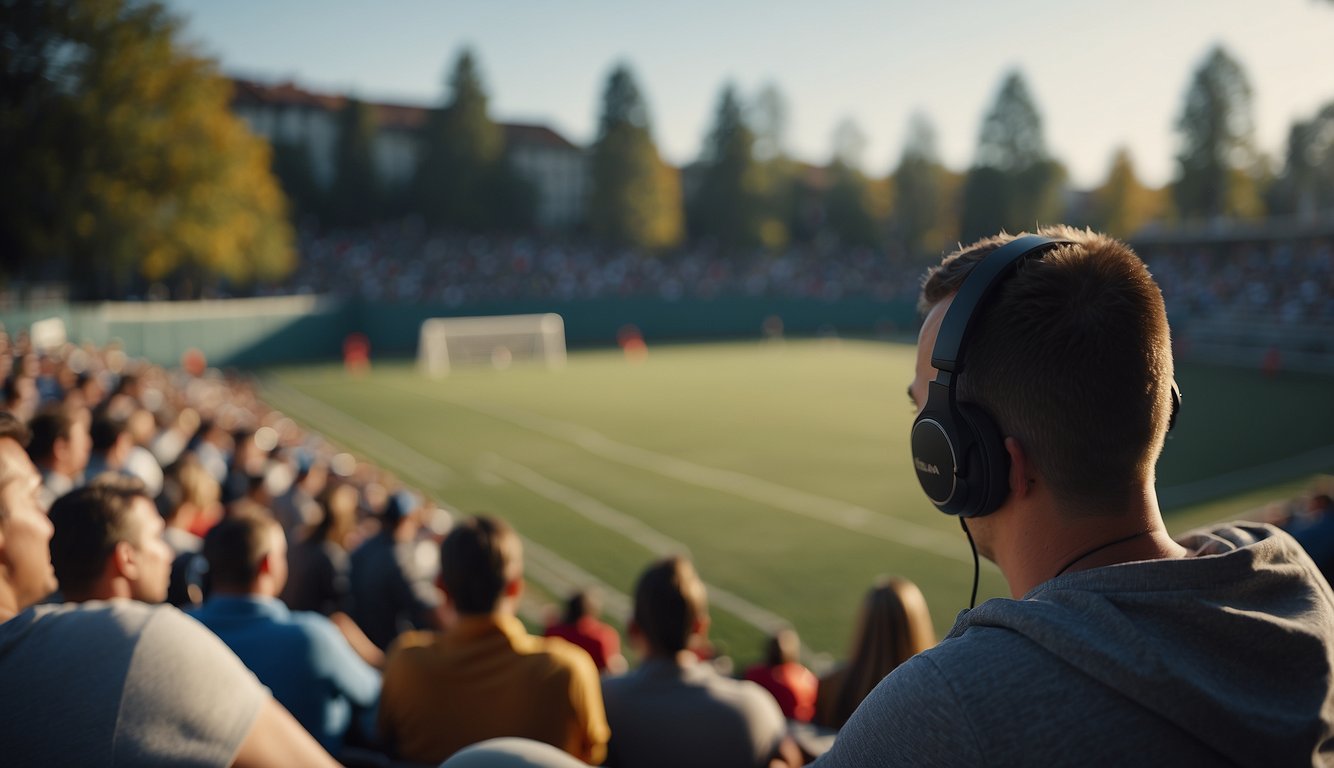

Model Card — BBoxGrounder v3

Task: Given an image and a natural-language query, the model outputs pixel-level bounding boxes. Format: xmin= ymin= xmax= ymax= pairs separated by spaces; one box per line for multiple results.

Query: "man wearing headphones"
xmin=814 ymin=227 xmax=1334 ymax=766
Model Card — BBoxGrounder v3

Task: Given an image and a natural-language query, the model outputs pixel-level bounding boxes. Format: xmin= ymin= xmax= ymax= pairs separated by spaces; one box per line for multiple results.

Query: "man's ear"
xmin=257 ymin=552 xmax=273 ymax=575
xmin=691 ymin=613 xmax=710 ymax=639
xmin=111 ymin=540 xmax=139 ymax=581
xmin=1004 ymin=436 xmax=1034 ymax=500
xmin=503 ymin=577 xmax=523 ymax=601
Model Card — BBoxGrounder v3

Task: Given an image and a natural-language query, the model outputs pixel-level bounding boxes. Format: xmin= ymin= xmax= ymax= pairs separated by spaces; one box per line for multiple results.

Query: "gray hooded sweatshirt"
xmin=814 ymin=523 xmax=1334 ymax=767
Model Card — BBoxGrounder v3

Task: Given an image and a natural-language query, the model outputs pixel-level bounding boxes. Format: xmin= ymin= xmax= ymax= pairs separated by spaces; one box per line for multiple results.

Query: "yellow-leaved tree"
xmin=0 ymin=0 xmax=294 ymax=299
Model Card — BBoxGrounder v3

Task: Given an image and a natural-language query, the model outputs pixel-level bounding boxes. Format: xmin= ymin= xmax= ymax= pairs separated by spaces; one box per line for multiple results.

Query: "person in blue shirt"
xmin=194 ymin=512 xmax=381 ymax=758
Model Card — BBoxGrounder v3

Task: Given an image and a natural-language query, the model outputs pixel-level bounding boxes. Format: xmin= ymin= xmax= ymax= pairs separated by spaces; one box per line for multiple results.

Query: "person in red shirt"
xmin=545 ymin=589 xmax=626 ymax=674
xmin=744 ymin=628 xmax=818 ymax=722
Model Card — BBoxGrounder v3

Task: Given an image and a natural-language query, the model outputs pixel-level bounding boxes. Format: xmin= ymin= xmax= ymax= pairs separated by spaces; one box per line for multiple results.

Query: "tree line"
xmin=3 ymin=0 xmax=1334 ymax=298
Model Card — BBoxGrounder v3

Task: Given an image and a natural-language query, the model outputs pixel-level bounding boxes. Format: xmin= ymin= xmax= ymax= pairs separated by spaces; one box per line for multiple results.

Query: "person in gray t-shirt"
xmin=0 ymin=412 xmax=338 ymax=767
xmin=815 ymin=228 xmax=1334 ymax=767
xmin=602 ymin=556 xmax=795 ymax=768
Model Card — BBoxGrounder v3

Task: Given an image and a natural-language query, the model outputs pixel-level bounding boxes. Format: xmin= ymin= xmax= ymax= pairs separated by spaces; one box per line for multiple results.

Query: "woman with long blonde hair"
xmin=815 ymin=576 xmax=936 ymax=729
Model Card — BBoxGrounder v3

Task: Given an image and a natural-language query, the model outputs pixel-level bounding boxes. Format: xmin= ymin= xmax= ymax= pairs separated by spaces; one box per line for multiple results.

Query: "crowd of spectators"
xmin=0 ymin=327 xmax=944 ymax=766
xmin=270 ymin=224 xmax=1334 ymax=335
xmin=282 ymin=225 xmax=931 ymax=306
xmin=1138 ymin=236 xmax=1334 ymax=327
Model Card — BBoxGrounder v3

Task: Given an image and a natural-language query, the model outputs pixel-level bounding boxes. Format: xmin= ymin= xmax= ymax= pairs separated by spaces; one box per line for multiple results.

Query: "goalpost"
xmin=417 ymin=313 xmax=567 ymax=377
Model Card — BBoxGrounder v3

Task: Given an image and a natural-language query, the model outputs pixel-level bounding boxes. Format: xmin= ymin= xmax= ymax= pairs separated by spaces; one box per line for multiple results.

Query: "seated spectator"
xmin=545 ymin=588 xmax=627 ymax=674
xmin=84 ymin=407 xmax=134 ymax=482
xmin=123 ymin=406 xmax=165 ymax=498
xmin=158 ymin=454 xmax=222 ymax=608
xmin=48 ymin=475 xmax=173 ymax=605
xmin=25 ymin=406 xmax=91 ymax=511
xmin=744 ymin=628 xmax=819 ymax=723
xmin=378 ymin=515 xmax=609 ymax=764
xmin=349 ymin=490 xmax=441 ymax=650
xmin=601 ymin=556 xmax=794 ymax=768
xmin=283 ymin=482 xmax=358 ymax=616
xmin=272 ymin=449 xmax=326 ymax=541
xmin=0 ymin=411 xmax=338 ymax=767
xmin=283 ymin=481 xmax=385 ymax=669
xmin=814 ymin=577 xmax=935 ymax=730
xmin=193 ymin=513 xmax=381 ymax=758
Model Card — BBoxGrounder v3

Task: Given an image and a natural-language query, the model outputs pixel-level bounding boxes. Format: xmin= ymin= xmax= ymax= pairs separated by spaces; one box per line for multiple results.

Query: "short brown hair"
xmin=920 ymin=226 xmax=1175 ymax=514
xmin=632 ymin=556 xmax=708 ymax=654
xmin=49 ymin=476 xmax=153 ymax=595
xmin=203 ymin=513 xmax=282 ymax=590
xmin=438 ymin=515 xmax=523 ymax=615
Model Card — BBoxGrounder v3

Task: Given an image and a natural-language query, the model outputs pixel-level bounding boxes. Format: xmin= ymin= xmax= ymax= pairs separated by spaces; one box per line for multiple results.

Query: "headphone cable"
xmin=961 ymin=518 xmax=979 ymax=610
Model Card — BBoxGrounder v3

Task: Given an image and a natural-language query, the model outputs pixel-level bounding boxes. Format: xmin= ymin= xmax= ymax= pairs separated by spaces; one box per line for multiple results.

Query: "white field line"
xmin=399 ymin=385 xmax=975 ymax=566
xmin=487 ymin=453 xmax=794 ymax=634
xmin=261 ymin=376 xmax=455 ymax=486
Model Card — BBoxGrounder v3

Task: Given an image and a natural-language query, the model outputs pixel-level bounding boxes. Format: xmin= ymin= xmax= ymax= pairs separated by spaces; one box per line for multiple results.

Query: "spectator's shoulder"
xmin=384 ymin=628 xmax=439 ymax=666
xmin=536 ymin=632 xmax=599 ymax=674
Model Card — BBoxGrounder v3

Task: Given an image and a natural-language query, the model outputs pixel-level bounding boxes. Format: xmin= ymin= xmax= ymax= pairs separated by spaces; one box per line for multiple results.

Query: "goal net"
xmin=417 ymin=313 xmax=567 ymax=377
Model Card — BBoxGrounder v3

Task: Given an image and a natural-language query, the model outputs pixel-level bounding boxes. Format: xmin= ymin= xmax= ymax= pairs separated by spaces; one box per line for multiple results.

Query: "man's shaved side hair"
xmin=920 ymin=226 xmax=1175 ymax=516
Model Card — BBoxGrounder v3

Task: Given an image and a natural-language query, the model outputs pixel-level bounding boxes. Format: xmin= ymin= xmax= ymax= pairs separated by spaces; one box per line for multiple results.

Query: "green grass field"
xmin=262 ymin=339 xmax=1334 ymax=666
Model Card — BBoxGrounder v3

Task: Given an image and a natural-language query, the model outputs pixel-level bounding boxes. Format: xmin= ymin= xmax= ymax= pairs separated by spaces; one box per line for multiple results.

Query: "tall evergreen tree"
xmin=891 ymin=113 xmax=953 ymax=256
xmin=749 ymin=82 xmax=798 ymax=249
xmin=959 ymin=70 xmax=1064 ymax=242
xmin=414 ymin=48 xmax=504 ymax=231
xmin=325 ymin=97 xmax=380 ymax=227
xmin=0 ymin=0 xmax=294 ymax=298
xmin=587 ymin=63 xmax=682 ymax=249
xmin=1173 ymin=45 xmax=1262 ymax=221
xmin=689 ymin=83 xmax=765 ymax=249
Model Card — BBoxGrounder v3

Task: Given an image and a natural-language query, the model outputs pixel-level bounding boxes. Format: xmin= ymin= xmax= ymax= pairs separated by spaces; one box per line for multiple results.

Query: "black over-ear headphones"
xmin=910 ymin=235 xmax=1183 ymax=519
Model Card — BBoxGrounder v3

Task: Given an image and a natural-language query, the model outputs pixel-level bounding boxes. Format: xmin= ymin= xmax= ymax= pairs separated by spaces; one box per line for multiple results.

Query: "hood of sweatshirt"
xmin=953 ymin=523 xmax=1334 ymax=766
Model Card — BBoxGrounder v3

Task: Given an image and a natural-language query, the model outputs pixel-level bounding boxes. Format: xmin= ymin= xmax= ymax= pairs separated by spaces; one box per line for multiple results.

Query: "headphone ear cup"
xmin=955 ymin=402 xmax=1011 ymax=518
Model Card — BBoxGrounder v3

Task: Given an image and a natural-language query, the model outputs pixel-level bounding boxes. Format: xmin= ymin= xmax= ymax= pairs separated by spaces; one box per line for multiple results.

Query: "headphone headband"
xmin=931 ymin=235 xmax=1070 ymax=374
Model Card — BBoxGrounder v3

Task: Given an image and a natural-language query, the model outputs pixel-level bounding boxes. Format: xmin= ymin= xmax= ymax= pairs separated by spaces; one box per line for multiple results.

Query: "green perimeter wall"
xmin=1 ymin=295 xmax=919 ymax=367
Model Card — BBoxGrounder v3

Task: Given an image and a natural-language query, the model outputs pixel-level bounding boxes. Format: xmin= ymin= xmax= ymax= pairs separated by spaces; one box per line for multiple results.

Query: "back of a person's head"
xmin=439 ymin=514 xmax=522 ymax=615
xmin=313 ymin=481 xmax=359 ymax=544
xmin=379 ymin=489 xmax=419 ymax=530
xmin=921 ymin=226 xmax=1175 ymax=516
xmin=25 ymin=408 xmax=73 ymax=464
xmin=633 ymin=555 xmax=708 ymax=655
xmin=174 ymin=454 xmax=220 ymax=512
xmin=563 ymin=588 xmax=600 ymax=625
xmin=89 ymin=407 xmax=129 ymax=454
xmin=832 ymin=577 xmax=935 ymax=728
xmin=48 ymin=476 xmax=151 ymax=598
xmin=203 ymin=512 xmax=280 ymax=591
xmin=765 ymin=627 xmax=801 ymax=667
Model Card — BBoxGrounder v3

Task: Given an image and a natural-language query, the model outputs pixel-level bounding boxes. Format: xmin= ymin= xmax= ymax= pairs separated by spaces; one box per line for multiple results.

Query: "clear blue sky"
xmin=163 ymin=0 xmax=1334 ymax=188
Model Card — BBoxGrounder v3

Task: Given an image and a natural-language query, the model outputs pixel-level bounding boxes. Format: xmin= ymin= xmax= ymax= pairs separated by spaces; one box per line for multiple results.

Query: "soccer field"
xmin=262 ymin=339 xmax=1334 ymax=665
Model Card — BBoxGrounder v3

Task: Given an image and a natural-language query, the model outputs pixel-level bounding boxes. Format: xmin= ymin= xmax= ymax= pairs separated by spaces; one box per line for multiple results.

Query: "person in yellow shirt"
xmin=378 ymin=515 xmax=609 ymax=765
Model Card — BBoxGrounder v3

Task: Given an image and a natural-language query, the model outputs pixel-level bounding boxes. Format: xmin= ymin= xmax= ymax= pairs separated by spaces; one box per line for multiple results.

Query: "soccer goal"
xmin=417 ymin=313 xmax=567 ymax=377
